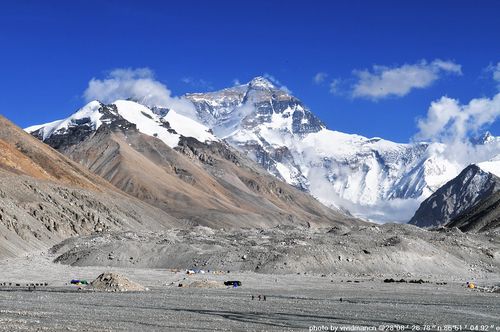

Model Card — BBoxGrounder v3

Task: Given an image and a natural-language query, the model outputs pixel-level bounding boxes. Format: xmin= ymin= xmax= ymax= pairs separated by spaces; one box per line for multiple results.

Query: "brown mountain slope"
xmin=0 ymin=138 xmax=52 ymax=179
xmin=0 ymin=115 xmax=114 ymax=191
xmin=58 ymin=125 xmax=361 ymax=228
xmin=0 ymin=115 xmax=180 ymax=258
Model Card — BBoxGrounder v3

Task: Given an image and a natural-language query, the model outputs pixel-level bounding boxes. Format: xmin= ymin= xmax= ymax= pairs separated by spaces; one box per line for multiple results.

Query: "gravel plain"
xmin=0 ymin=252 xmax=498 ymax=331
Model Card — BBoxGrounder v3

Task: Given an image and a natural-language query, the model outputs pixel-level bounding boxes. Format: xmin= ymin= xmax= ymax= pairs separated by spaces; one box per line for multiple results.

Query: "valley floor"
xmin=0 ymin=253 xmax=498 ymax=331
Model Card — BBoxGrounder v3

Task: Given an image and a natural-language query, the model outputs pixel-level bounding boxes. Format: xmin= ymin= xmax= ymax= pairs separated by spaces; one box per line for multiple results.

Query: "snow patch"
xmin=477 ymin=158 xmax=500 ymax=178
xmin=113 ymin=100 xmax=217 ymax=148
xmin=25 ymin=100 xmax=103 ymax=140
xmin=163 ymin=109 xmax=216 ymax=144
xmin=26 ymin=99 xmax=217 ymax=149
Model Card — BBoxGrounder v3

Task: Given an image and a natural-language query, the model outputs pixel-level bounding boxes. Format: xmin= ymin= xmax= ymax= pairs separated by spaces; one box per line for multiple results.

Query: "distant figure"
xmin=251 ymin=295 xmax=254 ymax=300
xmin=340 ymin=297 xmax=343 ymax=302
xmin=258 ymin=295 xmax=261 ymax=301
xmin=263 ymin=295 xmax=267 ymax=301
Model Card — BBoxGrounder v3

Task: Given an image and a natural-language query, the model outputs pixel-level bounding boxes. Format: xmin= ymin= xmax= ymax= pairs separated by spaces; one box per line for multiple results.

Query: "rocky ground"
xmin=51 ymin=223 xmax=500 ymax=279
xmin=0 ymin=252 xmax=498 ymax=331
xmin=0 ymin=224 xmax=499 ymax=331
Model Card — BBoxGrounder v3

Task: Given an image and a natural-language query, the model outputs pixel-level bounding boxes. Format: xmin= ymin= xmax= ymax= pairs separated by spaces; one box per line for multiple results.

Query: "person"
xmin=251 ymin=295 xmax=254 ymax=300
xmin=263 ymin=295 xmax=266 ymax=301
xmin=258 ymin=295 xmax=261 ymax=301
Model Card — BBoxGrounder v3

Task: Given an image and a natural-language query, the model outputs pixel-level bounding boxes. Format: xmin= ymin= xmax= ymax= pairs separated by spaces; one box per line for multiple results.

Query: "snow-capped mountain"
xmin=24 ymin=98 xmax=356 ymax=228
xmin=409 ymin=157 xmax=500 ymax=231
xmin=26 ymin=77 xmax=500 ymax=223
xmin=26 ymin=99 xmax=217 ymax=150
xmin=409 ymin=162 xmax=500 ymax=228
xmin=187 ymin=77 xmax=325 ymax=139
xmin=185 ymin=77 xmax=484 ymax=222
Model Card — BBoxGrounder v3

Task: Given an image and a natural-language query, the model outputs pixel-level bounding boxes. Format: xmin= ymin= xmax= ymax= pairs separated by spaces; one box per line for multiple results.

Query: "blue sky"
xmin=1 ymin=0 xmax=499 ymax=142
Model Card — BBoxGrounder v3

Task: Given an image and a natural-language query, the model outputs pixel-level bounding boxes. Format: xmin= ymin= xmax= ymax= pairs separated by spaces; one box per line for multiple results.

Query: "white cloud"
xmin=263 ymin=73 xmax=291 ymax=94
xmin=416 ymin=93 xmax=500 ymax=142
xmin=494 ymin=65 xmax=500 ymax=83
xmin=84 ymin=68 xmax=198 ymax=120
xmin=430 ymin=59 xmax=463 ymax=73
xmin=352 ymin=59 xmax=462 ymax=100
xmin=414 ymin=92 xmax=500 ymax=165
xmin=181 ymin=77 xmax=213 ymax=90
xmin=313 ymin=72 xmax=328 ymax=84
xmin=329 ymin=79 xmax=342 ymax=95
xmin=486 ymin=62 xmax=500 ymax=88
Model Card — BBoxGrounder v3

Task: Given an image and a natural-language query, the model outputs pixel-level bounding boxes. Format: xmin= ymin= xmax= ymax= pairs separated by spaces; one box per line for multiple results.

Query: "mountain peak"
xmin=26 ymin=99 xmax=217 ymax=150
xmin=481 ymin=131 xmax=495 ymax=144
xmin=247 ymin=76 xmax=275 ymax=90
xmin=471 ymin=131 xmax=498 ymax=145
